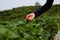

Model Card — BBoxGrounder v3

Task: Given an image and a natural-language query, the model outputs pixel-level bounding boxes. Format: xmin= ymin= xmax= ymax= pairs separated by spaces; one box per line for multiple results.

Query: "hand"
xmin=25 ymin=13 xmax=35 ymax=21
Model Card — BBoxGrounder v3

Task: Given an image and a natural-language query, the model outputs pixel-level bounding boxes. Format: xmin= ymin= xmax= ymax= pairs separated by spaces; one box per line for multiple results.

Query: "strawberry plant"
xmin=0 ymin=5 xmax=60 ymax=40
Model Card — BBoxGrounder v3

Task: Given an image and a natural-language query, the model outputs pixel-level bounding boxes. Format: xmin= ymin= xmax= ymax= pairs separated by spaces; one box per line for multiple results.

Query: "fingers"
xmin=25 ymin=15 xmax=33 ymax=20
xmin=25 ymin=13 xmax=35 ymax=21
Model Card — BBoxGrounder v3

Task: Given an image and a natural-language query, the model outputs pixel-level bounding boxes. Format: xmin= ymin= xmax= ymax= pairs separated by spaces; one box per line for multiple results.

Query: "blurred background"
xmin=0 ymin=0 xmax=60 ymax=11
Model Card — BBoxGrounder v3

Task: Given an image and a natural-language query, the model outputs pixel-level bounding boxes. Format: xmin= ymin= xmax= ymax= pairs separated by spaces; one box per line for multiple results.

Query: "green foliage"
xmin=0 ymin=4 xmax=60 ymax=40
